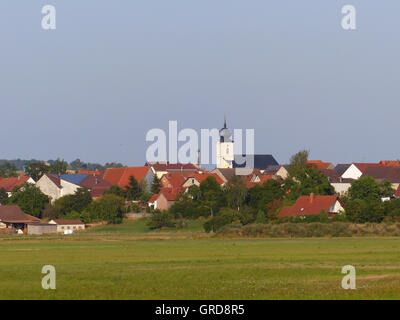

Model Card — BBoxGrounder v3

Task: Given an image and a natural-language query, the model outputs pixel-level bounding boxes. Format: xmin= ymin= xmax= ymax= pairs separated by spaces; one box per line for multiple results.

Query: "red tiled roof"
xmin=79 ymin=175 xmax=112 ymax=189
xmin=0 ymin=206 xmax=40 ymax=223
xmin=258 ymin=174 xmax=275 ymax=185
xmin=149 ymin=187 xmax=183 ymax=203
xmin=161 ymin=173 xmax=187 ymax=189
xmin=0 ymin=176 xmax=31 ymax=192
xmin=90 ymin=186 xmax=110 ymax=199
xmin=395 ymin=185 xmax=400 ymax=197
xmin=379 ymin=161 xmax=400 ymax=167
xmin=362 ymin=166 xmax=400 ymax=183
xmin=148 ymin=162 xmax=199 ymax=172
xmin=186 ymin=173 xmax=224 ymax=185
xmin=353 ymin=163 xmax=380 ymax=173
xmin=148 ymin=193 xmax=159 ymax=203
xmin=278 ymin=194 xmax=342 ymax=217
xmin=103 ymin=167 xmax=150 ymax=188
xmin=307 ymin=160 xmax=333 ymax=170
xmin=52 ymin=219 xmax=84 ymax=225
xmin=160 ymin=188 xmax=183 ymax=201
xmin=78 ymin=170 xmax=104 ymax=176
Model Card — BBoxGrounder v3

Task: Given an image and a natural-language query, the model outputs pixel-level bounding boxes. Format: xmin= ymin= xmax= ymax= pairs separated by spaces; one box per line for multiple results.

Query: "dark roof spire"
xmin=224 ymin=115 xmax=227 ymax=128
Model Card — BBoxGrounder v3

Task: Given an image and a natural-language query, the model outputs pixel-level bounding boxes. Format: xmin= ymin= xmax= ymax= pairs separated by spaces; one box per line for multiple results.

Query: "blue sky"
xmin=1 ymin=1 xmax=399 ymax=166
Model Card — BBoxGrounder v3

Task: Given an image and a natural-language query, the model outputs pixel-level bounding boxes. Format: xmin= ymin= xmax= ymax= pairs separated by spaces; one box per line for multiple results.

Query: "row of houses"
xmin=148 ymin=167 xmax=286 ymax=211
xmin=3 ymin=159 xmax=400 ymax=222
xmin=147 ymin=159 xmax=400 ymax=216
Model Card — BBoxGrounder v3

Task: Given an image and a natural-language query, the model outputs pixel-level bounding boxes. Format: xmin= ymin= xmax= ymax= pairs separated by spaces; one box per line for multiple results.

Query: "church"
xmin=216 ymin=118 xmax=279 ymax=170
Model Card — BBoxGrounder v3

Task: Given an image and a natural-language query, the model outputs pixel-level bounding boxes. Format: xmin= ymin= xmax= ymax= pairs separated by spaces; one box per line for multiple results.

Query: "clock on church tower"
xmin=216 ymin=118 xmax=234 ymax=168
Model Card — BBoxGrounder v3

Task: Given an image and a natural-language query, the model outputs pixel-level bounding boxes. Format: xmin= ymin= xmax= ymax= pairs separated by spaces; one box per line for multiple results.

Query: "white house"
xmin=340 ymin=163 xmax=380 ymax=180
xmin=36 ymin=174 xmax=80 ymax=203
xmin=48 ymin=219 xmax=85 ymax=232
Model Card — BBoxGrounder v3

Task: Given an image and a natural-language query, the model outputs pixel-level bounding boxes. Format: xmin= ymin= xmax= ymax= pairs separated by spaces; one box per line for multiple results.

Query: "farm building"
xmin=48 ymin=219 xmax=85 ymax=232
xmin=278 ymin=194 xmax=344 ymax=218
xmin=27 ymin=223 xmax=57 ymax=235
xmin=148 ymin=188 xmax=182 ymax=211
xmin=0 ymin=206 xmax=40 ymax=232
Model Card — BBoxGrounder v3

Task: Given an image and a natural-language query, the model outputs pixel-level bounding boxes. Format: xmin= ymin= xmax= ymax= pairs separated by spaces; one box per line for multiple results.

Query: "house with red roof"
xmin=181 ymin=172 xmax=224 ymax=188
xmin=379 ymin=160 xmax=400 ymax=167
xmin=77 ymin=169 xmax=104 ymax=176
xmin=36 ymin=173 xmax=112 ymax=202
xmin=103 ymin=166 xmax=154 ymax=191
xmin=160 ymin=173 xmax=187 ymax=189
xmin=146 ymin=162 xmax=200 ymax=179
xmin=148 ymin=188 xmax=183 ymax=211
xmin=0 ymin=175 xmax=35 ymax=198
xmin=395 ymin=185 xmax=400 ymax=198
xmin=278 ymin=194 xmax=344 ymax=218
xmin=307 ymin=160 xmax=334 ymax=170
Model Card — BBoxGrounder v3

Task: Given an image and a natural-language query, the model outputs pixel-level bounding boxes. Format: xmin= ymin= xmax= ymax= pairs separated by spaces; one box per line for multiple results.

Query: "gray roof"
xmin=233 ymin=155 xmax=279 ymax=170
xmin=362 ymin=166 xmax=400 ymax=183
xmin=334 ymin=164 xmax=351 ymax=176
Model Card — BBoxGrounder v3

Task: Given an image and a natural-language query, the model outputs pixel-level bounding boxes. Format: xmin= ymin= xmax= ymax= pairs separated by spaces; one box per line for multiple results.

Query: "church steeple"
xmin=219 ymin=116 xmax=232 ymax=142
xmin=216 ymin=117 xmax=234 ymax=168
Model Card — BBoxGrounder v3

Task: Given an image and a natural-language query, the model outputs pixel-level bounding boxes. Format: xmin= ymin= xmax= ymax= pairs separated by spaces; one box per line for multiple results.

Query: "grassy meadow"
xmin=0 ymin=219 xmax=400 ymax=299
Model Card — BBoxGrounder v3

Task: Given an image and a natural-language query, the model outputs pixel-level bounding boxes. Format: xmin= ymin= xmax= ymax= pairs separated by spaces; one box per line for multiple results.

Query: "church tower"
xmin=216 ymin=117 xmax=234 ymax=168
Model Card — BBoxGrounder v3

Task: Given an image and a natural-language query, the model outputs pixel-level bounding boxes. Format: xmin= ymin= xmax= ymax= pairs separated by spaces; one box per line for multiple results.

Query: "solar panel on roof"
xmin=56 ymin=174 xmax=89 ymax=185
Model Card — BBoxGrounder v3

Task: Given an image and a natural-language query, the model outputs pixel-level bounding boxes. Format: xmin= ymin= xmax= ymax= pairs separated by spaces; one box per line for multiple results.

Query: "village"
xmin=1 ymin=121 xmax=400 ymax=236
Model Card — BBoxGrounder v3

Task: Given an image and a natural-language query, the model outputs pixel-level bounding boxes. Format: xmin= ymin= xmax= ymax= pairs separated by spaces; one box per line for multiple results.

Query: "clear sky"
xmin=1 ymin=1 xmax=399 ymax=166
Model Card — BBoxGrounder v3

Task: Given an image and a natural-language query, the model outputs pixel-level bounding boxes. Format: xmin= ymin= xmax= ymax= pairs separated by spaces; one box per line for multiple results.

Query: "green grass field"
xmin=1 ymin=219 xmax=400 ymax=299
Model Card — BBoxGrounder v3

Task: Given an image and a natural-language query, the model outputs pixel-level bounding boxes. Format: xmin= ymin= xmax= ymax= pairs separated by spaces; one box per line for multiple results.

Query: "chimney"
xmin=310 ymin=193 xmax=315 ymax=203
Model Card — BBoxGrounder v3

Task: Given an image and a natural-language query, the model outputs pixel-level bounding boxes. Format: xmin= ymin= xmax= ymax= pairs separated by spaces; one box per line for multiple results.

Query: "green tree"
xmin=284 ymin=166 xmax=334 ymax=200
xmin=54 ymin=188 xmax=92 ymax=216
xmin=379 ymin=180 xmax=395 ymax=198
xmin=203 ymin=207 xmax=240 ymax=233
xmin=147 ymin=211 xmax=176 ymax=229
xmin=151 ymin=175 xmax=162 ymax=194
xmin=348 ymin=176 xmax=381 ymax=202
xmin=199 ymin=176 xmax=224 ymax=215
xmin=24 ymin=162 xmax=49 ymax=181
xmin=125 ymin=176 xmax=141 ymax=200
xmin=256 ymin=210 xmax=266 ymax=224
xmin=0 ymin=188 xmax=8 ymax=205
xmin=247 ymin=179 xmax=285 ymax=210
xmin=7 ymin=183 xmax=49 ymax=218
xmin=225 ymin=175 xmax=247 ymax=210
xmin=88 ymin=194 xmax=125 ymax=224
xmin=104 ymin=185 xmax=126 ymax=198
xmin=49 ymin=159 xmax=68 ymax=175
xmin=41 ymin=203 xmax=59 ymax=220
xmin=187 ymin=185 xmax=202 ymax=201
xmin=0 ymin=162 xmax=17 ymax=178
xmin=287 ymin=150 xmax=309 ymax=177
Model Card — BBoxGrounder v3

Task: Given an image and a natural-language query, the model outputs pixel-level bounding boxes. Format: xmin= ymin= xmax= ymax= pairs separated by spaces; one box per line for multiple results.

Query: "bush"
xmin=217 ymin=222 xmax=357 ymax=238
xmin=147 ymin=212 xmax=176 ymax=230
xmin=203 ymin=208 xmax=240 ymax=233
xmin=87 ymin=194 xmax=125 ymax=224
xmin=256 ymin=210 xmax=266 ymax=224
